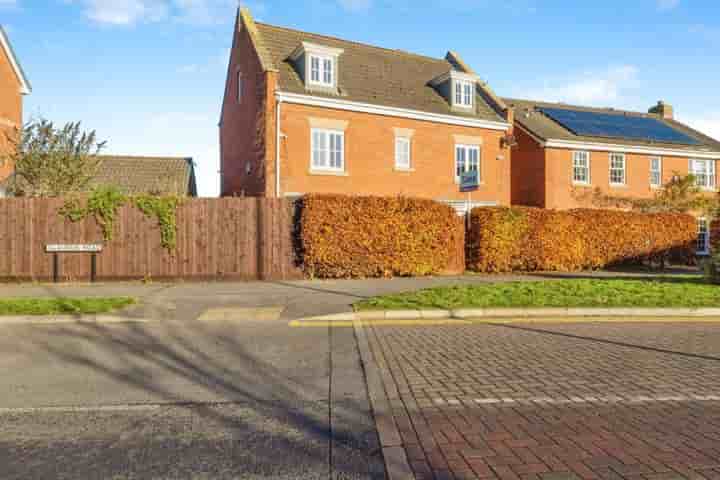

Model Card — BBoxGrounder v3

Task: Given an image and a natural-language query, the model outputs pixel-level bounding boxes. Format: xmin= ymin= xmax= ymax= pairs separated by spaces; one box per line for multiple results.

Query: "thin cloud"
xmin=657 ymin=0 xmax=679 ymax=11
xmin=522 ymin=65 xmax=640 ymax=106
xmin=75 ymin=0 xmax=243 ymax=26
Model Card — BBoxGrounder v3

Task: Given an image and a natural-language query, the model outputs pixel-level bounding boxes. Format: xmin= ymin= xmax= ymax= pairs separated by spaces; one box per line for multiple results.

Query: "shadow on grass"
xmin=10 ymin=320 xmax=384 ymax=479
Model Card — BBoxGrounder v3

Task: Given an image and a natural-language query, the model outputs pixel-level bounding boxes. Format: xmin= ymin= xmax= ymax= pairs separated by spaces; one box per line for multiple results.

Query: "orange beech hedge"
xmin=467 ymin=207 xmax=696 ymax=273
xmin=300 ymin=194 xmax=464 ymax=278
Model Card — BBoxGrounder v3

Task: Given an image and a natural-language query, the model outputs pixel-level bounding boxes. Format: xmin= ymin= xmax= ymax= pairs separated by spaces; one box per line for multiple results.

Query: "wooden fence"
xmin=0 ymin=198 xmax=303 ymax=281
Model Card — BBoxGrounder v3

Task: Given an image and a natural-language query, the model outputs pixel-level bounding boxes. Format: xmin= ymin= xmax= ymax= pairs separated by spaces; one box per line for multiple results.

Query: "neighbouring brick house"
xmin=507 ymin=98 xmax=720 ymax=254
xmin=220 ymin=9 xmax=514 ymax=213
xmin=0 ymin=25 xmax=31 ymax=184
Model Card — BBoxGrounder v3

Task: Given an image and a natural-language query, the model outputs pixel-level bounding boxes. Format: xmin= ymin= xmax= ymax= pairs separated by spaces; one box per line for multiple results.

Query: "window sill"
xmin=309 ymin=169 xmax=348 ymax=177
xmin=572 ymin=181 xmax=591 ymax=187
xmin=609 ymin=183 xmax=628 ymax=188
xmin=394 ymin=167 xmax=415 ymax=172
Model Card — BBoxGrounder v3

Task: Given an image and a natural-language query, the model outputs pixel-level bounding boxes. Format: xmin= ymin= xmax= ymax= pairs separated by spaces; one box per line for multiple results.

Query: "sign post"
xmin=459 ymin=171 xmax=479 ymax=230
xmin=46 ymin=244 xmax=103 ymax=283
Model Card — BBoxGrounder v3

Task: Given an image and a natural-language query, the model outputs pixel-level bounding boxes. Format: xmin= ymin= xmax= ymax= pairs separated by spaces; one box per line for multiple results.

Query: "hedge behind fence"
xmin=301 ymin=194 xmax=464 ymax=278
xmin=467 ymin=207 xmax=696 ymax=273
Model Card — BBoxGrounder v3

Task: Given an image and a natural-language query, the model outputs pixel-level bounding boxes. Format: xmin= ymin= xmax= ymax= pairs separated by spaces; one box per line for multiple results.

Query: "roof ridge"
xmin=255 ymin=21 xmax=449 ymax=65
xmin=503 ymin=97 xmax=651 ymax=117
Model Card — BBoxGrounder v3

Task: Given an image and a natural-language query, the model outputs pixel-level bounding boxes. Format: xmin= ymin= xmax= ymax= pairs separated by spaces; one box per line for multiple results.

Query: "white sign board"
xmin=460 ymin=171 xmax=479 ymax=192
xmin=46 ymin=244 xmax=103 ymax=253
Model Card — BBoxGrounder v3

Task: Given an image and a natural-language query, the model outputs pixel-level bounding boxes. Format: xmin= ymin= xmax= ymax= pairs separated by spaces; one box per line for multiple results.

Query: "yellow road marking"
xmin=289 ymin=319 xmax=472 ymax=328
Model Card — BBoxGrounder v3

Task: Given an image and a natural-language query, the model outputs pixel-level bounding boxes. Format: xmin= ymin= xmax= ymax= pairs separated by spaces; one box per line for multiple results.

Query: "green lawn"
xmin=354 ymin=278 xmax=720 ymax=311
xmin=0 ymin=297 xmax=136 ymax=316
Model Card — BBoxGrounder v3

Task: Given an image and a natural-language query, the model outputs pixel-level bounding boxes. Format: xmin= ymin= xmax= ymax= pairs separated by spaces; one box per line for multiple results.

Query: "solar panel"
xmin=538 ymin=107 xmax=700 ymax=145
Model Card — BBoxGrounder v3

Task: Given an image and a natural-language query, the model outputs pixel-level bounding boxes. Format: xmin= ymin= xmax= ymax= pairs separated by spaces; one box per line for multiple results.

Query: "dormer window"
xmin=455 ymin=79 xmax=473 ymax=108
xmin=430 ymin=70 xmax=478 ymax=110
xmin=289 ymin=42 xmax=344 ymax=91
xmin=310 ymin=55 xmax=334 ymax=87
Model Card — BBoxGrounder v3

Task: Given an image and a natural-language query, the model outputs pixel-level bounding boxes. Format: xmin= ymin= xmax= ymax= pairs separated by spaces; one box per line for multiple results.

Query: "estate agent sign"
xmin=460 ymin=171 xmax=479 ymax=192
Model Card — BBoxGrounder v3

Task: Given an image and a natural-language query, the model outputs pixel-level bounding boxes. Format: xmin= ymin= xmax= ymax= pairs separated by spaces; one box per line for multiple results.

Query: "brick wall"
xmin=275 ymin=103 xmax=511 ymax=203
xmin=544 ymin=148 xmax=714 ymax=209
xmin=220 ymin=21 xmax=271 ymax=197
xmin=0 ymin=42 xmax=22 ymax=181
xmin=510 ymin=127 xmax=546 ymax=207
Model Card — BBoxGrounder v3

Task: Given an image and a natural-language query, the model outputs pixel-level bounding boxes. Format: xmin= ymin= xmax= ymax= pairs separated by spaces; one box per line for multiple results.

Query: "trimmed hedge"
xmin=467 ymin=207 xmax=696 ymax=273
xmin=300 ymin=194 xmax=464 ymax=278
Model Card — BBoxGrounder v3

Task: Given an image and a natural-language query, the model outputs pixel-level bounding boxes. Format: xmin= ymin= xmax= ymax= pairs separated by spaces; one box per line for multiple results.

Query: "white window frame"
xmin=311 ymin=128 xmax=345 ymax=172
xmin=697 ymin=217 xmax=710 ymax=255
xmin=609 ymin=152 xmax=626 ymax=186
xmin=690 ymin=159 xmax=716 ymax=191
xmin=395 ymin=137 xmax=411 ymax=170
xmin=308 ymin=54 xmax=334 ymax=88
xmin=455 ymin=144 xmax=480 ymax=183
xmin=237 ymin=71 xmax=243 ymax=104
xmin=650 ymin=156 xmax=662 ymax=188
xmin=572 ymin=151 xmax=590 ymax=185
xmin=454 ymin=79 xmax=474 ymax=108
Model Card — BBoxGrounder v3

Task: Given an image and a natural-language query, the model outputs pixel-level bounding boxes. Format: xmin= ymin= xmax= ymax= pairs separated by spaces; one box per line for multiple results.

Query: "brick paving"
xmin=366 ymin=322 xmax=720 ymax=480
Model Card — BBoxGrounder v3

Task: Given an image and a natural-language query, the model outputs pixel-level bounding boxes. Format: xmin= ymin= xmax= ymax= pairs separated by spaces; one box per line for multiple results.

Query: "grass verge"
xmin=354 ymin=278 xmax=720 ymax=311
xmin=0 ymin=297 xmax=136 ymax=316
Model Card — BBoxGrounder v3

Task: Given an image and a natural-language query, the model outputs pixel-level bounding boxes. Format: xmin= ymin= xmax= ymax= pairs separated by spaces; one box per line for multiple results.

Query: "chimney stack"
xmin=649 ymin=100 xmax=674 ymax=120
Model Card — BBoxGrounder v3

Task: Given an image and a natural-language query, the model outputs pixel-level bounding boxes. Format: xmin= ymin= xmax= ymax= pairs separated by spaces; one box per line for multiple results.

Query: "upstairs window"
xmin=309 ymin=55 xmax=334 ymax=88
xmin=573 ymin=151 xmax=590 ymax=184
xmin=395 ymin=137 xmax=411 ymax=170
xmin=691 ymin=159 xmax=716 ymax=190
xmin=455 ymin=144 xmax=480 ymax=182
xmin=610 ymin=153 xmax=626 ymax=185
xmin=237 ymin=71 xmax=243 ymax=104
xmin=650 ymin=157 xmax=662 ymax=188
xmin=311 ymin=129 xmax=344 ymax=171
xmin=454 ymin=80 xmax=474 ymax=108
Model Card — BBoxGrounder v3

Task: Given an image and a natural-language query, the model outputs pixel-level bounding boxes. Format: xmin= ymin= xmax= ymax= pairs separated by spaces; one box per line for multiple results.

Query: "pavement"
xmin=365 ymin=320 xmax=720 ymax=480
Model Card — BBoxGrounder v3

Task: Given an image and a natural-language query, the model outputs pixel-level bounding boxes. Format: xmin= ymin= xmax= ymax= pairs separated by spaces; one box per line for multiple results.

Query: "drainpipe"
xmin=275 ymin=96 xmax=283 ymax=198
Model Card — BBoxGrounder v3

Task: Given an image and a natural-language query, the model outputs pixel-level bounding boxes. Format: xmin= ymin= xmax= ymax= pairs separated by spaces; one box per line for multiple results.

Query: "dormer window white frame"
xmin=289 ymin=42 xmax=344 ymax=91
xmin=431 ymin=70 xmax=478 ymax=110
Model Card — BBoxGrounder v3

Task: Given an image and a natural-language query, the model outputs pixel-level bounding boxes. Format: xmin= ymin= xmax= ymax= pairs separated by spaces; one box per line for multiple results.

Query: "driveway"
xmin=365 ymin=321 xmax=720 ymax=480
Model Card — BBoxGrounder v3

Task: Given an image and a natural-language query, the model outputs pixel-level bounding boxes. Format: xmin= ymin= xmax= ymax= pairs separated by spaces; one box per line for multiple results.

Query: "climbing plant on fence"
xmin=60 ymin=186 xmax=182 ymax=250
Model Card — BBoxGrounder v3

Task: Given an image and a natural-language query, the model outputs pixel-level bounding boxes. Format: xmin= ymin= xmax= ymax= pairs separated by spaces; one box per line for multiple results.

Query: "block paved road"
xmin=365 ymin=321 xmax=720 ymax=480
xmin=0 ymin=317 xmax=385 ymax=479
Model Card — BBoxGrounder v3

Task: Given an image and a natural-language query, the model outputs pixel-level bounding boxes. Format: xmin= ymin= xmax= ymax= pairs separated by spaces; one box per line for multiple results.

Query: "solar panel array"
xmin=538 ymin=107 xmax=700 ymax=145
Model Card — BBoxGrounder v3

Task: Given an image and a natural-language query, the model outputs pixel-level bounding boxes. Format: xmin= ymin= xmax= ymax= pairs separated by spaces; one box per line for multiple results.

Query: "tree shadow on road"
xmin=9 ymin=320 xmax=385 ymax=479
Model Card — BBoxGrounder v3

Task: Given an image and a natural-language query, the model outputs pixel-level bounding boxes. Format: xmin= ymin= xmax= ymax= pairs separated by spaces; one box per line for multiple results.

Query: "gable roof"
xmin=1 ymin=155 xmax=197 ymax=197
xmin=505 ymin=98 xmax=720 ymax=156
xmin=247 ymin=15 xmax=507 ymax=124
xmin=92 ymin=156 xmax=197 ymax=196
xmin=0 ymin=26 xmax=31 ymax=95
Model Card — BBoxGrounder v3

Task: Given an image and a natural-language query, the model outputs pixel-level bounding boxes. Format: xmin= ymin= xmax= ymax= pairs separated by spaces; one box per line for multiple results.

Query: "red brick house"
xmin=506 ymin=98 xmax=720 ymax=254
xmin=0 ymin=25 xmax=31 ymax=183
xmin=219 ymin=9 xmax=514 ymax=212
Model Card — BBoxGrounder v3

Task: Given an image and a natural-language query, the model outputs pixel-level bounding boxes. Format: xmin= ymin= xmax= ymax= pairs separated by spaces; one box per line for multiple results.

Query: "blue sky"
xmin=3 ymin=0 xmax=720 ymax=197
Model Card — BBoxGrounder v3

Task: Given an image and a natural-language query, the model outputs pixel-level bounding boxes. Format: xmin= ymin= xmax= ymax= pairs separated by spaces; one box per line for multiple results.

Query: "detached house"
xmin=0 ymin=26 xmax=31 ymax=184
xmin=220 ymin=9 xmax=514 ymax=211
xmin=507 ymin=99 xmax=720 ymax=254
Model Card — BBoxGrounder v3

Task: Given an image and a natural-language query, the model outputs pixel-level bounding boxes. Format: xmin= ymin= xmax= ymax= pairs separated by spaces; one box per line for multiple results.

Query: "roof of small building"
xmin=504 ymin=98 xmax=720 ymax=153
xmin=91 ymin=155 xmax=197 ymax=196
xmin=1 ymin=155 xmax=197 ymax=197
xmin=247 ymin=15 xmax=507 ymax=124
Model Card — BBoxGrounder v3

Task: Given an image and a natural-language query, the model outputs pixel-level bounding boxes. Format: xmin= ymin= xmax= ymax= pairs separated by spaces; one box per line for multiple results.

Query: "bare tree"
xmin=3 ymin=119 xmax=106 ymax=197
